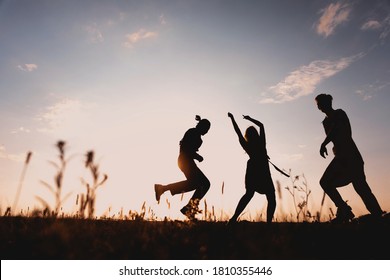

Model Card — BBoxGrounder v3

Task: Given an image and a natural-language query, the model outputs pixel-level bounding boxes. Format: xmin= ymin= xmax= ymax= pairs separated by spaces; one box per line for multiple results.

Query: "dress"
xmin=244 ymin=138 xmax=274 ymax=194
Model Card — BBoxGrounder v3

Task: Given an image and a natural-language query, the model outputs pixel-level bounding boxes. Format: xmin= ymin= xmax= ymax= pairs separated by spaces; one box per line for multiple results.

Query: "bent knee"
xmin=319 ymin=176 xmax=330 ymax=190
xmin=202 ymin=177 xmax=210 ymax=188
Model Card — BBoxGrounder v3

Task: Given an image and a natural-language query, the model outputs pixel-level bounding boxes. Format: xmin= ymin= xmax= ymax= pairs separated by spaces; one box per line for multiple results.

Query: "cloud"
xmin=315 ymin=3 xmax=351 ymax=37
xmin=356 ymin=81 xmax=390 ymax=101
xmin=36 ymin=98 xmax=83 ymax=134
xmin=361 ymin=16 xmax=390 ymax=40
xmin=0 ymin=145 xmax=26 ymax=162
xmin=287 ymin=154 xmax=304 ymax=161
xmin=11 ymin=127 xmax=31 ymax=134
xmin=123 ymin=29 xmax=158 ymax=48
xmin=85 ymin=23 xmax=104 ymax=43
xmin=379 ymin=16 xmax=390 ymax=40
xmin=36 ymin=97 xmax=99 ymax=137
xmin=260 ymin=54 xmax=364 ymax=104
xmin=17 ymin=64 xmax=38 ymax=72
xmin=160 ymin=14 xmax=167 ymax=25
xmin=355 ymin=90 xmax=372 ymax=101
xmin=361 ymin=20 xmax=381 ymax=30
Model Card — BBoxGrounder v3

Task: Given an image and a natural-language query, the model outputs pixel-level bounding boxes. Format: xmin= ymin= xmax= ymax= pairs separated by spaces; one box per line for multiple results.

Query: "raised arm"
xmin=228 ymin=112 xmax=247 ymax=150
xmin=243 ymin=115 xmax=266 ymax=145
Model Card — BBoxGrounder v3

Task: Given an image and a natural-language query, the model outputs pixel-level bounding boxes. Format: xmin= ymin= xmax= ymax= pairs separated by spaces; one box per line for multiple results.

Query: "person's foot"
xmin=180 ymin=205 xmax=196 ymax=220
xmin=154 ymin=184 xmax=164 ymax=202
xmin=180 ymin=199 xmax=201 ymax=221
xmin=331 ymin=205 xmax=355 ymax=224
xmin=226 ymin=218 xmax=237 ymax=227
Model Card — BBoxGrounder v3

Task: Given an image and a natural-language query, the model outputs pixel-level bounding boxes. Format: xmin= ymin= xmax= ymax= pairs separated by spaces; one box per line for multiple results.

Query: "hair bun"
xmin=195 ymin=115 xmax=201 ymax=121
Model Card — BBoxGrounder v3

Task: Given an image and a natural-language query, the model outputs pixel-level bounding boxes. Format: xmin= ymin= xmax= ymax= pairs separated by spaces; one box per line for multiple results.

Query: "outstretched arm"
xmin=243 ymin=115 xmax=266 ymax=145
xmin=228 ymin=112 xmax=247 ymax=149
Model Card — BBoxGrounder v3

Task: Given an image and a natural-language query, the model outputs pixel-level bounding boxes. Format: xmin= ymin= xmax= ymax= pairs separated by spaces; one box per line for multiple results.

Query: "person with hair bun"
xmin=154 ymin=115 xmax=211 ymax=220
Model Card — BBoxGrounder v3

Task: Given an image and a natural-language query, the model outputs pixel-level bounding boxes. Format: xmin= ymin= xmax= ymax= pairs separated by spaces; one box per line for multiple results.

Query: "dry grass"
xmin=1 ymin=215 xmax=389 ymax=260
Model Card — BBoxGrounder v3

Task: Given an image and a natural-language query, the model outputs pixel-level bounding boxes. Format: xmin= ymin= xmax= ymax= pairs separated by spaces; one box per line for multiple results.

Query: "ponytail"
xmin=195 ymin=115 xmax=202 ymax=122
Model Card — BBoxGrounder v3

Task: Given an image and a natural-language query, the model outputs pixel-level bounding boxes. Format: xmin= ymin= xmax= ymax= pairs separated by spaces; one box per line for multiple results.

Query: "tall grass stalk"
xmin=79 ymin=150 xmax=108 ymax=219
xmin=12 ymin=151 xmax=32 ymax=215
xmin=37 ymin=141 xmax=72 ymax=216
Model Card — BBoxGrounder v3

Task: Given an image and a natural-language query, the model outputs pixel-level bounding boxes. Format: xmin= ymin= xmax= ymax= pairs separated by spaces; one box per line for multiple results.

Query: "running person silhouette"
xmin=227 ymin=113 xmax=276 ymax=224
xmin=154 ymin=115 xmax=211 ymax=220
xmin=315 ymin=93 xmax=383 ymax=223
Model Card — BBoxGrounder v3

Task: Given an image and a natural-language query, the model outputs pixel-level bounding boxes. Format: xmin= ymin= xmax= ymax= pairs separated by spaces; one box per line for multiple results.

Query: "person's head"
xmin=244 ymin=126 xmax=259 ymax=143
xmin=315 ymin=93 xmax=333 ymax=113
xmin=195 ymin=115 xmax=210 ymax=135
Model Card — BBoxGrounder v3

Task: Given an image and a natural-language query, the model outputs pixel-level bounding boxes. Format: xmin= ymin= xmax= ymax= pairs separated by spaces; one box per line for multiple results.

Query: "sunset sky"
xmin=1 ymin=0 xmax=389 ymax=221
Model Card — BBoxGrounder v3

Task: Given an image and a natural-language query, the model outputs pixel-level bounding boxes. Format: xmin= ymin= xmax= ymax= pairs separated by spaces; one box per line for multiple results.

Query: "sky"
xmin=1 ymin=0 xmax=389 ymax=221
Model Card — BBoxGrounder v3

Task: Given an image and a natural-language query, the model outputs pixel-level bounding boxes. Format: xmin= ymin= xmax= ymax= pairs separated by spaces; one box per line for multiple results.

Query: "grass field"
xmin=1 ymin=215 xmax=389 ymax=260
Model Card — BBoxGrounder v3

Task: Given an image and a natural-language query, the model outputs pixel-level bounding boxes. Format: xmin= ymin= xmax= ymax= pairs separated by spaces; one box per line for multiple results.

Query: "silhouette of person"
xmin=315 ymin=93 xmax=383 ymax=223
xmin=154 ymin=115 xmax=211 ymax=220
xmin=227 ymin=113 xmax=276 ymax=224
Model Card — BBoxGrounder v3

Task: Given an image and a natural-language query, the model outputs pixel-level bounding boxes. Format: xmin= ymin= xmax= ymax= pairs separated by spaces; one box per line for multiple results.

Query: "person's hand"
xmin=197 ymin=155 xmax=204 ymax=162
xmin=228 ymin=112 xmax=233 ymax=119
xmin=320 ymin=143 xmax=328 ymax=158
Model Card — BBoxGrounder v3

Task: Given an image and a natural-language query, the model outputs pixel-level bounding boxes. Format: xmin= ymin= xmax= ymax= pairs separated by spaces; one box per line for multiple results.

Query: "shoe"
xmin=331 ymin=205 xmax=355 ymax=224
xmin=180 ymin=205 xmax=196 ymax=221
xmin=154 ymin=184 xmax=164 ymax=202
xmin=180 ymin=199 xmax=201 ymax=221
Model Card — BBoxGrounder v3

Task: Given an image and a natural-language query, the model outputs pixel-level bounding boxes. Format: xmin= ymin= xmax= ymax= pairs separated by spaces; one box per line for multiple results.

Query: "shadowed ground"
xmin=1 ymin=215 xmax=389 ymax=260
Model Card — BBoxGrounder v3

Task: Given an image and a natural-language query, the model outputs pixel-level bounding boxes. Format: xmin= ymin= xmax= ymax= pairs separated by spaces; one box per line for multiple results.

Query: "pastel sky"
xmin=1 ymin=0 xmax=389 ymax=220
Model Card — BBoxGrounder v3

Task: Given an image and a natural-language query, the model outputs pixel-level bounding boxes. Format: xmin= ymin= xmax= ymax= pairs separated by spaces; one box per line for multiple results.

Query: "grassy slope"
xmin=1 ymin=216 xmax=389 ymax=260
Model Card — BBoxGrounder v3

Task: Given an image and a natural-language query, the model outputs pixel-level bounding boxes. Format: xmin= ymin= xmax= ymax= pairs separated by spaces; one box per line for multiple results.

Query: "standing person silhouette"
xmin=227 ymin=113 xmax=276 ymax=224
xmin=315 ymin=93 xmax=383 ymax=223
xmin=154 ymin=115 xmax=211 ymax=220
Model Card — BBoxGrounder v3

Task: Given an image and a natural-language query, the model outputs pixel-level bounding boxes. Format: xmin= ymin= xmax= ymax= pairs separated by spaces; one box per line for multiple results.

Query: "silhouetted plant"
xmin=285 ymin=171 xmax=312 ymax=222
xmin=79 ymin=150 xmax=108 ymax=219
xmin=36 ymin=141 xmax=72 ymax=216
xmin=12 ymin=151 xmax=32 ymax=215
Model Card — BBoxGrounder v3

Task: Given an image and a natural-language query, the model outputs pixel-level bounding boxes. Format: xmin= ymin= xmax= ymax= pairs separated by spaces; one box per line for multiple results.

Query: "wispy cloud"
xmin=356 ymin=81 xmax=390 ymax=101
xmin=361 ymin=20 xmax=381 ymax=31
xmin=315 ymin=3 xmax=351 ymax=37
xmin=17 ymin=64 xmax=38 ymax=72
xmin=36 ymin=98 xmax=83 ymax=134
xmin=260 ymin=54 xmax=364 ymax=104
xmin=160 ymin=14 xmax=167 ymax=25
xmin=361 ymin=15 xmax=390 ymax=40
xmin=123 ymin=29 xmax=158 ymax=48
xmin=36 ymin=97 xmax=99 ymax=136
xmin=85 ymin=23 xmax=104 ymax=43
xmin=11 ymin=127 xmax=31 ymax=134
xmin=0 ymin=145 xmax=25 ymax=162
xmin=379 ymin=15 xmax=390 ymax=40
xmin=283 ymin=153 xmax=304 ymax=162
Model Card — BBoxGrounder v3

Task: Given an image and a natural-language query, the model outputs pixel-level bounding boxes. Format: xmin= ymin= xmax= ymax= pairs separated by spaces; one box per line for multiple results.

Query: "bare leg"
xmin=229 ymin=190 xmax=254 ymax=222
xmin=266 ymin=192 xmax=276 ymax=223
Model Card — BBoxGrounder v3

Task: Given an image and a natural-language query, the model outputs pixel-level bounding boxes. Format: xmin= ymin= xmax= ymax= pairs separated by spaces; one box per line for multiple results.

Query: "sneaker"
xmin=331 ymin=205 xmax=355 ymax=224
xmin=154 ymin=184 xmax=164 ymax=202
